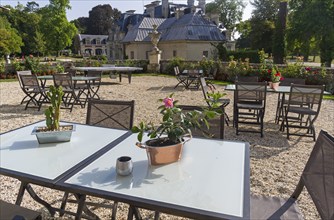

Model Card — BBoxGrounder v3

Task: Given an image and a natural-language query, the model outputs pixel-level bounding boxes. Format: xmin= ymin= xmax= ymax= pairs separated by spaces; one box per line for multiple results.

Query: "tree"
xmin=0 ymin=16 xmax=24 ymax=57
xmin=288 ymin=0 xmax=334 ymax=66
xmin=87 ymin=4 xmax=121 ymax=35
xmin=250 ymin=0 xmax=280 ymax=21
xmin=205 ymin=0 xmax=245 ymax=37
xmin=272 ymin=1 xmax=287 ymax=64
xmin=39 ymin=0 xmax=77 ymax=55
xmin=235 ymin=20 xmax=251 ymax=49
xmin=71 ymin=17 xmax=89 ymax=34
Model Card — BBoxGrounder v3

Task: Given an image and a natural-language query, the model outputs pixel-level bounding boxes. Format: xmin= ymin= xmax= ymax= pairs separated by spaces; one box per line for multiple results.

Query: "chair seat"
xmin=0 ymin=200 xmax=42 ymax=220
xmin=237 ymin=102 xmax=264 ymax=109
xmin=251 ymin=194 xmax=303 ymax=220
xmin=289 ymin=106 xmax=317 ymax=115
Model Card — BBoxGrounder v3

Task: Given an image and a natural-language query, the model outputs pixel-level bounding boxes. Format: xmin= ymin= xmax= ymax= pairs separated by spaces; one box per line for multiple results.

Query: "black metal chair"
xmin=17 ymin=70 xmax=32 ymax=104
xmin=60 ymin=99 xmax=135 ymax=219
xmin=281 ymin=84 xmax=324 ymax=141
xmin=174 ymin=66 xmax=188 ymax=89
xmin=234 ymin=81 xmax=267 ymax=137
xmin=275 ymin=78 xmax=306 ymax=124
xmin=86 ymin=99 xmax=135 ymax=130
xmin=85 ymin=70 xmax=102 ymax=100
xmin=53 ymin=73 xmax=85 ymax=111
xmin=19 ymin=74 xmax=48 ymax=111
xmin=251 ymin=130 xmax=334 ymax=219
xmin=199 ymin=77 xmax=230 ymax=127
xmin=0 ymin=200 xmax=42 ymax=220
xmin=178 ymin=105 xmax=224 ymax=139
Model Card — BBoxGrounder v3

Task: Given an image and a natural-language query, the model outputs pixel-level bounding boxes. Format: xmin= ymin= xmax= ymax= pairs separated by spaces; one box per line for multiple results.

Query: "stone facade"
xmin=74 ymin=34 xmax=109 ymax=57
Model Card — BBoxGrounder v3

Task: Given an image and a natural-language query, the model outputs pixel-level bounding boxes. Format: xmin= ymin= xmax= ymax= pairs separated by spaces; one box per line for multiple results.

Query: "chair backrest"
xmin=294 ymin=130 xmax=334 ymax=219
xmin=236 ymin=76 xmax=258 ymax=82
xmin=174 ymin=66 xmax=180 ymax=76
xmin=86 ymin=99 xmax=135 ymax=130
xmin=17 ymin=70 xmax=32 ymax=88
xmin=235 ymin=82 xmax=267 ymax=105
xmin=53 ymin=73 xmax=73 ymax=89
xmin=178 ymin=105 xmax=223 ymax=139
xmin=287 ymin=84 xmax=324 ymax=113
xmin=19 ymin=74 xmax=41 ymax=91
xmin=280 ymin=78 xmax=306 ymax=86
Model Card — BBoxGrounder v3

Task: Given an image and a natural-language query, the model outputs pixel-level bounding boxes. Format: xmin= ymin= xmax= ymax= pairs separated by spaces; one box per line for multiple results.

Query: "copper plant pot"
xmin=136 ymin=135 xmax=191 ymax=165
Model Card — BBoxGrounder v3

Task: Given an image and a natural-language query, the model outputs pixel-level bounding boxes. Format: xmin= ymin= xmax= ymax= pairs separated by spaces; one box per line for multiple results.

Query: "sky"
xmin=1 ymin=0 xmax=253 ymax=21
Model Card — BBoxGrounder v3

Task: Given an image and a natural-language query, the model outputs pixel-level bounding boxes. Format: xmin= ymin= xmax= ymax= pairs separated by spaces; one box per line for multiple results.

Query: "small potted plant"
xmin=32 ymin=85 xmax=75 ymax=144
xmin=268 ymin=65 xmax=283 ymax=90
xmin=132 ymin=93 xmax=223 ymax=165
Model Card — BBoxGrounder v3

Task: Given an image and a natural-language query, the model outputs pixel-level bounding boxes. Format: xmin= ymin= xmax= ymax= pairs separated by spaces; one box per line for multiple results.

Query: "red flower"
xmin=305 ymin=67 xmax=311 ymax=71
xmin=280 ymin=77 xmax=284 ymax=80
xmin=275 ymin=72 xmax=281 ymax=77
xmin=268 ymin=69 xmax=271 ymax=73
xmin=313 ymin=71 xmax=318 ymax=74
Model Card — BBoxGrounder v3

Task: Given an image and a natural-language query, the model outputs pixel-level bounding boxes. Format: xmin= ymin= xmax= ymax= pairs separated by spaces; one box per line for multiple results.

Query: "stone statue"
xmin=148 ymin=24 xmax=161 ymax=51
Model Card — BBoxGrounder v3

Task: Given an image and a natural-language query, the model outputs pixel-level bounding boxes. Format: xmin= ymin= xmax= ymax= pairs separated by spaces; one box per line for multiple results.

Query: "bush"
xmin=165 ymin=57 xmax=185 ymax=75
xmin=24 ymin=55 xmax=40 ymax=74
xmin=227 ymin=50 xmax=260 ymax=63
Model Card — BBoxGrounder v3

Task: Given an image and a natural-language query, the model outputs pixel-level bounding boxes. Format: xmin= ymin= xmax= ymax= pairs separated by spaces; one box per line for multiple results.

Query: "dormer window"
xmin=96 ymin=38 xmax=101 ymax=44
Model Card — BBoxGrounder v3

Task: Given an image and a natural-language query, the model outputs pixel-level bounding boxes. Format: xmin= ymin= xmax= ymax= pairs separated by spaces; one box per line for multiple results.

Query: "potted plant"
xmin=131 ymin=93 xmax=223 ymax=165
xmin=268 ymin=65 xmax=283 ymax=90
xmin=32 ymin=85 xmax=75 ymax=144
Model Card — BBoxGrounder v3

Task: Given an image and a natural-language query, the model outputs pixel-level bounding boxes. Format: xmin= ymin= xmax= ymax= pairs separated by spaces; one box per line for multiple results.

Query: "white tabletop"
xmin=73 ymin=66 xmax=143 ymax=72
xmin=0 ymin=121 xmax=128 ymax=180
xmin=225 ymin=84 xmax=330 ymax=94
xmin=64 ymin=134 xmax=250 ymax=218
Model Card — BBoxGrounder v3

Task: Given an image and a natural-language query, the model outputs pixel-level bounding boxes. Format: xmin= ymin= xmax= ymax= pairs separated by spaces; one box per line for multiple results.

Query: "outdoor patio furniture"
xmin=53 ymin=73 xmax=85 ymax=111
xmin=85 ymin=70 xmax=102 ymax=100
xmin=281 ymin=84 xmax=324 ymax=141
xmin=199 ymin=77 xmax=230 ymax=127
xmin=86 ymin=99 xmax=135 ymax=130
xmin=234 ymin=81 xmax=267 ymax=137
xmin=275 ymin=78 xmax=306 ymax=124
xmin=17 ymin=70 xmax=32 ymax=104
xmin=19 ymin=74 xmax=49 ymax=111
xmin=173 ymin=66 xmax=188 ymax=89
xmin=178 ymin=105 xmax=224 ymax=139
xmin=0 ymin=200 xmax=42 ymax=220
xmin=185 ymin=69 xmax=202 ymax=89
xmin=251 ymin=130 xmax=334 ymax=219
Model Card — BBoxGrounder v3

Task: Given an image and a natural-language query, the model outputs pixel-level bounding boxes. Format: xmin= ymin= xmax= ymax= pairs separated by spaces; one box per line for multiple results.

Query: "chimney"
xmin=145 ymin=3 xmax=155 ymax=17
xmin=125 ymin=10 xmax=136 ymax=15
xmin=175 ymin=8 xmax=184 ymax=19
xmin=162 ymin=0 xmax=169 ymax=18
xmin=198 ymin=0 xmax=206 ymax=14
xmin=211 ymin=13 xmax=219 ymax=25
xmin=187 ymin=0 xmax=194 ymax=7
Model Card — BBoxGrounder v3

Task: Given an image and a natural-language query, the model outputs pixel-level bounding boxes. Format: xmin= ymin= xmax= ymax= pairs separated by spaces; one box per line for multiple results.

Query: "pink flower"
xmin=305 ymin=67 xmax=311 ymax=71
xmin=163 ymin=98 xmax=174 ymax=108
xmin=280 ymin=77 xmax=284 ymax=80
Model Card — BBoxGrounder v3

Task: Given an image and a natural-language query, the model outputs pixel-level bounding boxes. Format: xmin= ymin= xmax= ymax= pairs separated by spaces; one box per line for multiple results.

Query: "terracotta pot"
xmin=136 ymin=135 xmax=191 ymax=165
xmin=269 ymin=81 xmax=280 ymax=91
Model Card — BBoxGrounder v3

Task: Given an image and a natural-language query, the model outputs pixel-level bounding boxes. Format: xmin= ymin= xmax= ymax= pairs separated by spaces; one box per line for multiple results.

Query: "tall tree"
xmin=71 ymin=17 xmax=89 ymax=34
xmin=205 ymin=0 xmax=245 ymax=38
xmin=272 ymin=1 xmax=287 ymax=64
xmin=87 ymin=4 xmax=121 ymax=35
xmin=288 ymin=0 xmax=334 ymax=66
xmin=0 ymin=16 xmax=24 ymax=57
xmin=39 ymin=0 xmax=77 ymax=55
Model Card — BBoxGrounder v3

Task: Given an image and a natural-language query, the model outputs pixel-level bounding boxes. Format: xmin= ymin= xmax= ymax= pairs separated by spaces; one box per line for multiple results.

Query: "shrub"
xmin=165 ymin=57 xmax=185 ymax=75
xmin=227 ymin=50 xmax=260 ymax=63
xmin=24 ymin=55 xmax=40 ymax=74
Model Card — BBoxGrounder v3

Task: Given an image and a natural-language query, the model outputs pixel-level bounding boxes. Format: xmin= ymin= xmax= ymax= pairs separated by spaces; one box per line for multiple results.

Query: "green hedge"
xmin=227 ymin=50 xmax=260 ymax=63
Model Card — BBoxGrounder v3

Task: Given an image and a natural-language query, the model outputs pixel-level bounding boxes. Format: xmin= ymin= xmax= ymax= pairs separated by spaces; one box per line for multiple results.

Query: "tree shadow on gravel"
xmin=0 ymin=104 xmax=44 ymax=115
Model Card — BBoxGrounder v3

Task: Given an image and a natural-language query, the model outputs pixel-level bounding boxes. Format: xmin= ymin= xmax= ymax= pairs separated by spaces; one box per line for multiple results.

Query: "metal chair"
xmin=178 ymin=105 xmax=224 ymax=139
xmin=19 ymin=74 xmax=48 ymax=111
xmin=281 ymin=84 xmax=324 ymax=141
xmin=275 ymin=78 xmax=306 ymax=124
xmin=85 ymin=70 xmax=102 ymax=100
xmin=53 ymin=73 xmax=85 ymax=112
xmin=17 ymin=70 xmax=32 ymax=104
xmin=86 ymin=99 xmax=135 ymax=130
xmin=251 ymin=130 xmax=334 ymax=219
xmin=234 ymin=82 xmax=267 ymax=137
xmin=174 ymin=66 xmax=188 ymax=89
xmin=199 ymin=77 xmax=230 ymax=127
xmin=0 ymin=200 xmax=42 ymax=220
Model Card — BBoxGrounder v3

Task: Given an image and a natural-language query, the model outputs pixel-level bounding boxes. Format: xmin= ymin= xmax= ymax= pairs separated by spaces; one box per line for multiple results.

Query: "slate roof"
xmin=78 ymin=34 xmax=108 ymax=41
xmin=122 ymin=13 xmax=225 ymax=43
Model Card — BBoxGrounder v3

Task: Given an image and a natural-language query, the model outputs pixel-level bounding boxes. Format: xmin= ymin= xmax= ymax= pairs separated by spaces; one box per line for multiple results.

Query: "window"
xmin=173 ymin=50 xmax=177 ymax=57
xmin=130 ymin=51 xmax=134 ymax=59
xmin=203 ymin=51 xmax=208 ymax=57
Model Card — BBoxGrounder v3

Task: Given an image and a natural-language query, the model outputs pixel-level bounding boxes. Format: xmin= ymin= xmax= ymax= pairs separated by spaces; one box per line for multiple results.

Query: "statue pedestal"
xmin=147 ymin=49 xmax=162 ymax=73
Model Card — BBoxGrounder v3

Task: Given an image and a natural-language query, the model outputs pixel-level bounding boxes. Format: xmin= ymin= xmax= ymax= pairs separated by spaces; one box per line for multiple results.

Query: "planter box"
xmin=31 ymin=125 xmax=75 ymax=144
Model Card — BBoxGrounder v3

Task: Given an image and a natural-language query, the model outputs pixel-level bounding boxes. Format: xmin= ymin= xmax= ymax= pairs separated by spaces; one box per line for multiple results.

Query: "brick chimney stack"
xmin=198 ymin=0 xmax=206 ymax=14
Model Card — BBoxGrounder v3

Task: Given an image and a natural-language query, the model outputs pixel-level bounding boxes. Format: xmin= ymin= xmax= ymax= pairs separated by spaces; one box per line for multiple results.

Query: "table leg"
xmin=127 ymin=205 xmax=142 ymax=220
xmin=75 ymin=194 xmax=86 ymax=220
xmin=128 ymin=72 xmax=132 ymax=84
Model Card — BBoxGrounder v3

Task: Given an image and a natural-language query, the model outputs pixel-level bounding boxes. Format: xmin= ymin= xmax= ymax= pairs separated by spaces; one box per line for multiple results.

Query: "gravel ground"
xmin=0 ymin=75 xmax=333 ymax=219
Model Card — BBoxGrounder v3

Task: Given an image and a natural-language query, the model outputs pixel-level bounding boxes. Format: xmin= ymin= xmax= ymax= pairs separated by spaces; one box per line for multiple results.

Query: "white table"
xmin=0 ymin=121 xmax=130 ymax=216
xmin=1 ymin=121 xmax=250 ymax=219
xmin=73 ymin=66 xmax=143 ymax=84
xmin=61 ymin=134 xmax=250 ymax=219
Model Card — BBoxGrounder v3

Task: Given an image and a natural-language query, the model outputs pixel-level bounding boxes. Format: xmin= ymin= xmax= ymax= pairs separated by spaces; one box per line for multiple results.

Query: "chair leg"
xmin=111 ymin=202 xmax=118 ymax=220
